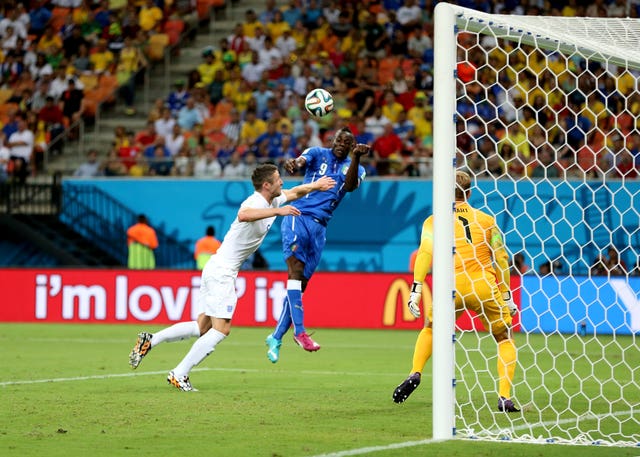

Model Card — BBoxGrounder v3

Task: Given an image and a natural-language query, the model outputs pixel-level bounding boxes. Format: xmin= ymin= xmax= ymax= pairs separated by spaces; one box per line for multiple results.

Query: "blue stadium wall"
xmin=64 ymin=178 xmax=640 ymax=274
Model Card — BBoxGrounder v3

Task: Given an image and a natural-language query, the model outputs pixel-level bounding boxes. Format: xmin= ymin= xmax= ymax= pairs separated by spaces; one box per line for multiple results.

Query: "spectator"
xmin=240 ymin=109 xmax=267 ymax=147
xmin=171 ymin=146 xmax=192 ymax=177
xmin=28 ymin=1 xmax=52 ymax=39
xmin=223 ymin=151 xmax=248 ymax=178
xmin=511 ymin=252 xmax=530 ymax=275
xmin=48 ymin=67 xmax=70 ymax=102
xmin=71 ymin=43 xmax=91 ymax=72
xmin=89 ymin=39 xmax=115 ymax=75
xmin=227 ymin=23 xmax=247 ymax=54
xmin=193 ymin=225 xmax=222 ymax=270
xmin=129 ymin=152 xmax=148 ymax=177
xmin=0 ymin=8 xmax=27 ymax=40
xmin=381 ymin=90 xmax=405 ymax=124
xmin=252 ymin=80 xmax=274 ymax=119
xmin=60 ymin=77 xmax=85 ymax=129
xmin=539 ymin=261 xmax=552 ymax=276
xmin=144 ymin=136 xmax=170 ymax=160
xmin=127 ymin=214 xmax=158 ymax=269
xmin=197 ymin=47 xmax=223 ymax=86
xmin=590 ymin=254 xmax=608 ymax=276
xmin=208 ymin=69 xmax=226 ymax=105
xmin=154 ymin=107 xmax=176 ymax=139
xmin=248 ymin=20 xmax=269 ymax=51
xmin=393 ymin=110 xmax=416 ymax=144
xmin=74 ymin=149 xmax=102 ymax=177
xmin=166 ymin=79 xmax=189 ymax=116
xmin=134 ymin=119 xmax=158 ymax=148
xmin=1 ymin=25 xmax=20 ymax=52
xmin=117 ymin=36 xmax=147 ymax=116
xmin=222 ymin=109 xmax=242 ymax=145
xmin=148 ymin=145 xmax=173 ymax=176
xmin=193 ymin=147 xmax=222 ymax=178
xmin=0 ymin=133 xmax=10 ymax=183
xmin=102 ymin=149 xmax=128 ymax=177
xmin=282 ymin=0 xmax=302 ymax=28
xmin=396 ymin=0 xmax=423 ymax=34
xmin=275 ymin=28 xmax=297 ymax=60
xmin=138 ymin=0 xmax=163 ymax=33
xmin=6 ymin=116 xmax=34 ymax=184
xmin=242 ymin=9 xmax=261 ymax=38
xmin=372 ymin=122 xmax=403 ymax=175
xmin=165 ymin=124 xmax=185 ymax=157
xmin=29 ymin=52 xmax=53 ymax=83
xmin=37 ymin=96 xmax=65 ymax=154
xmin=362 ymin=12 xmax=388 ymax=59
xmin=241 ymin=50 xmax=266 ymax=85
xmin=255 ymin=119 xmax=284 ymax=162
xmin=177 ymin=97 xmax=204 ymax=131
xmin=605 ymin=245 xmax=627 ymax=276
xmin=365 ymin=106 xmax=392 ymax=140
xmin=408 ymin=23 xmax=433 ymax=60
xmin=530 ymin=146 xmax=561 ymax=179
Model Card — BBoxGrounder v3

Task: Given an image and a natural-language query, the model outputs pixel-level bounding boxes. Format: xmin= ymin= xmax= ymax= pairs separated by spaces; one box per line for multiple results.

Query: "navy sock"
xmin=287 ymin=280 xmax=305 ymax=336
xmin=272 ymin=297 xmax=292 ymax=340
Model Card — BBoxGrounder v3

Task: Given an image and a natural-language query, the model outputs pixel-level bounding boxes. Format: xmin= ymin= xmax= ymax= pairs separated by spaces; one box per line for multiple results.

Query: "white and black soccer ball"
xmin=304 ymin=88 xmax=334 ymax=117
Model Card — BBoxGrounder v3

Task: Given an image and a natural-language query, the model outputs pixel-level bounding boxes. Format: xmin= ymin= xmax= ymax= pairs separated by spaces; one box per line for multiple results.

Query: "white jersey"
xmin=214 ymin=191 xmax=287 ymax=271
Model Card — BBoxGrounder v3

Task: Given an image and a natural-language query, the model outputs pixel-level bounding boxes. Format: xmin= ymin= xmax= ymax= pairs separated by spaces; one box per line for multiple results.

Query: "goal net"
xmin=432 ymin=3 xmax=640 ymax=447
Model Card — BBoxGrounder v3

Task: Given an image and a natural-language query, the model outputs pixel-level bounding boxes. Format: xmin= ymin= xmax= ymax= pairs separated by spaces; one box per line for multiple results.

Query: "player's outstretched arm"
xmin=284 ymin=156 xmax=307 ymax=174
xmin=282 ymin=175 xmax=336 ymax=201
xmin=238 ymin=205 xmax=303 ymax=222
xmin=344 ymin=143 xmax=370 ymax=192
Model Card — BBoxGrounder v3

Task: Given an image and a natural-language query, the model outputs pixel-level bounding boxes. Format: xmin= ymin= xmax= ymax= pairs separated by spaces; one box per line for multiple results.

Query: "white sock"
xmin=173 ymin=328 xmax=226 ymax=377
xmin=151 ymin=321 xmax=200 ymax=347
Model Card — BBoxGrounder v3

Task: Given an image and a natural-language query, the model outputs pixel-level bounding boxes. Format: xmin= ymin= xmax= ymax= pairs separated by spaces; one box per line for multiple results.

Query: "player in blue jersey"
xmin=265 ymin=127 xmax=370 ymax=362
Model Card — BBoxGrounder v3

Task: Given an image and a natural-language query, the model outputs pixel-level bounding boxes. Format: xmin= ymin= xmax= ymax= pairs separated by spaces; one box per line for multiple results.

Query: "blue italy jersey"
xmin=292 ymin=146 xmax=366 ymax=224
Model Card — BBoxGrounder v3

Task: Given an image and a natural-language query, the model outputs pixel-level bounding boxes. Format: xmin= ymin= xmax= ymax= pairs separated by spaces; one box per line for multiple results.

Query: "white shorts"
xmin=198 ymin=257 xmax=238 ymax=319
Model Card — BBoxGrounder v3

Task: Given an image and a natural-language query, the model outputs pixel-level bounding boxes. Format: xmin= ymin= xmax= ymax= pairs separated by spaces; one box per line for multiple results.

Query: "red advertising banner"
xmin=0 ymin=269 xmax=520 ymax=330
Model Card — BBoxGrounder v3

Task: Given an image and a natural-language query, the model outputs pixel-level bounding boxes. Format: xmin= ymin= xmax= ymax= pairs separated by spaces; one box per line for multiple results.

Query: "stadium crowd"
xmin=1 ymin=0 xmax=640 ymax=182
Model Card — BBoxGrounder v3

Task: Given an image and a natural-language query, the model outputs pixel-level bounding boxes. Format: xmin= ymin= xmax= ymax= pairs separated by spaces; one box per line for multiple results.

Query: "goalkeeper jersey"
xmin=417 ymin=201 xmax=506 ymax=283
xmin=453 ymin=202 xmax=498 ymax=276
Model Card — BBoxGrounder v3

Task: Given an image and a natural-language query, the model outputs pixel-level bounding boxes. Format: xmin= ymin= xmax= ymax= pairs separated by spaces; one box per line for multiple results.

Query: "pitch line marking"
xmin=0 ymin=368 xmax=249 ymax=386
xmin=307 ymin=411 xmax=640 ymax=456
xmin=0 ymin=367 xmax=407 ymax=386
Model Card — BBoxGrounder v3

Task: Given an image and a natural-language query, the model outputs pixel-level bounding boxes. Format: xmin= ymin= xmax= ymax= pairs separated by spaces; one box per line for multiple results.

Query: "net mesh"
xmin=450 ymin=6 xmax=640 ymax=446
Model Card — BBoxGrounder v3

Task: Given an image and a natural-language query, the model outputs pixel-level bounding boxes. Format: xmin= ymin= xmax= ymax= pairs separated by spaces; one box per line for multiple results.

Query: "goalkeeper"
xmin=392 ymin=170 xmax=519 ymax=413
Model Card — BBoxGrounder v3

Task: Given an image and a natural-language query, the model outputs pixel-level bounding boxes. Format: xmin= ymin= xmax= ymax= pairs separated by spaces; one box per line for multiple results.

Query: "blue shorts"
xmin=281 ymin=214 xmax=327 ymax=279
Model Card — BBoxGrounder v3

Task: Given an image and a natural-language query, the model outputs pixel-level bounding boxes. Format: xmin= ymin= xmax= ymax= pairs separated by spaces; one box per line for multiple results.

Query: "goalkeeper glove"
xmin=408 ymin=281 xmax=422 ymax=318
xmin=503 ymin=291 xmax=517 ymax=316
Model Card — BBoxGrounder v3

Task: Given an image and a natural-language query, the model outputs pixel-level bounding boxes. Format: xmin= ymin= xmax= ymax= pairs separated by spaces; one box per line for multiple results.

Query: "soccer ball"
xmin=304 ymin=88 xmax=334 ymax=117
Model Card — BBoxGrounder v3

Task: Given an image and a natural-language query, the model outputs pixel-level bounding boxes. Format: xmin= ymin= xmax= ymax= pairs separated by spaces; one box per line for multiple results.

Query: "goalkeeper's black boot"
xmin=498 ymin=396 xmax=520 ymax=412
xmin=392 ymin=372 xmax=421 ymax=403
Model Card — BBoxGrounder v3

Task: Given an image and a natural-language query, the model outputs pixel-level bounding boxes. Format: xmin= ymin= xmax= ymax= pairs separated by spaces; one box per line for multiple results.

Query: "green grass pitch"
xmin=1 ymin=323 xmax=638 ymax=457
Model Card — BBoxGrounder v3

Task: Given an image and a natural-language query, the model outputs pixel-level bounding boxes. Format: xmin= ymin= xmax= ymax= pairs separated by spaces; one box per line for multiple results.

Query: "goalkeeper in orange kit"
xmin=392 ymin=170 xmax=520 ymax=412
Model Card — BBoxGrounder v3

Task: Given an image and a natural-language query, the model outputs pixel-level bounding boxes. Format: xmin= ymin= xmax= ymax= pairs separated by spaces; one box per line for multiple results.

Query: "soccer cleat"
xmin=167 ymin=371 xmax=197 ymax=392
xmin=265 ymin=334 xmax=282 ymax=363
xmin=129 ymin=332 xmax=153 ymax=369
xmin=498 ymin=396 xmax=520 ymax=412
xmin=293 ymin=332 xmax=321 ymax=352
xmin=392 ymin=372 xmax=421 ymax=403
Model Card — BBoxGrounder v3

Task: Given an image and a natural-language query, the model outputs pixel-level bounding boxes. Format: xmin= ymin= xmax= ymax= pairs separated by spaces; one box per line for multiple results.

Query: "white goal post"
xmin=432 ymin=3 xmax=640 ymax=446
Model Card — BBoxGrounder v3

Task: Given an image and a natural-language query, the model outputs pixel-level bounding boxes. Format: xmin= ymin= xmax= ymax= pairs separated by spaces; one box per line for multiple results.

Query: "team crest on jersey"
xmin=341 ymin=164 xmax=349 ymax=175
